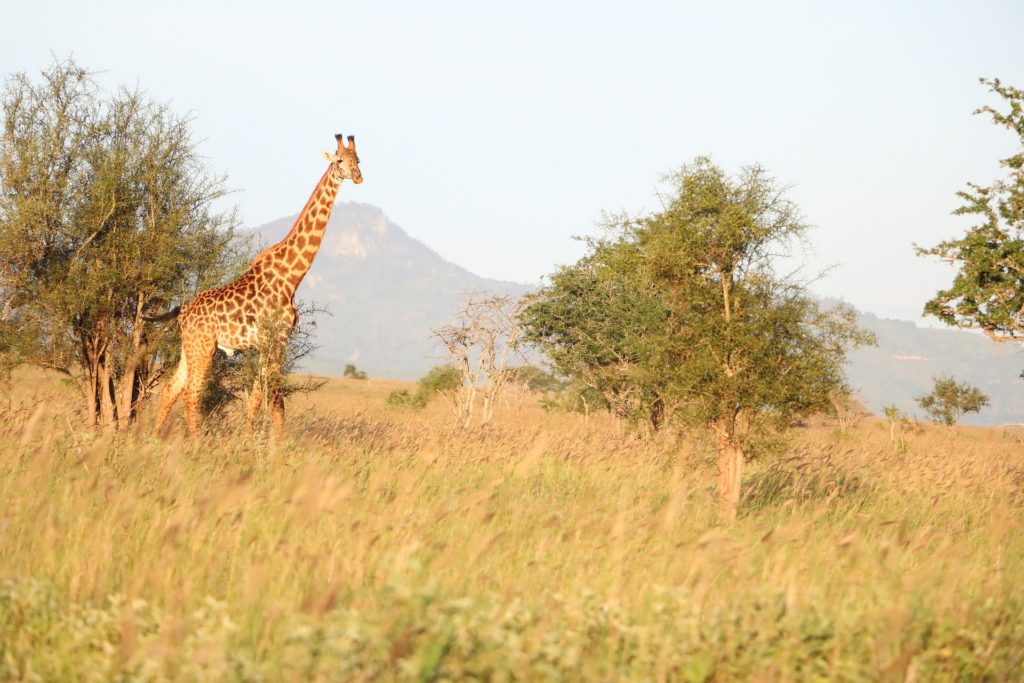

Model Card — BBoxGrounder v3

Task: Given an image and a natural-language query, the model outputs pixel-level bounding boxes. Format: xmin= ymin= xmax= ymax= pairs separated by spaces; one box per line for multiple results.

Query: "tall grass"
xmin=1 ymin=369 xmax=1023 ymax=681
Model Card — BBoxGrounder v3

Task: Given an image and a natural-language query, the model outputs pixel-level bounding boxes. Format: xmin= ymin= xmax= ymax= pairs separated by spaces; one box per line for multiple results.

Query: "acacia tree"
xmin=523 ymin=158 xmax=873 ymax=520
xmin=0 ymin=59 xmax=242 ymax=428
xmin=916 ymin=376 xmax=989 ymax=428
xmin=917 ymin=78 xmax=1024 ymax=341
xmin=519 ymin=239 xmax=670 ymax=427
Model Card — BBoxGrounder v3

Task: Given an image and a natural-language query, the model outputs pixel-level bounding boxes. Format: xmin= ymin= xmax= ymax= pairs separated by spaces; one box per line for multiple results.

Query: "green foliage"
xmin=882 ymin=404 xmax=903 ymax=422
xmin=0 ymin=319 xmax=27 ymax=385
xmin=916 ymin=376 xmax=990 ymax=426
xmin=522 ymin=157 xmax=874 ymax=448
xmin=343 ymin=363 xmax=368 ymax=380
xmin=385 ymin=365 xmax=461 ymax=410
xmin=0 ymin=581 xmax=246 ymax=682
xmin=417 ymin=364 xmax=462 ymax=396
xmin=0 ymin=58 xmax=243 ymax=426
xmin=521 ymin=236 xmax=666 ymax=425
xmin=507 ymin=364 xmax=565 ymax=393
xmin=4 ymin=571 xmax=1023 ymax=682
xmin=538 ymin=380 xmax=605 ymax=415
xmin=385 ymin=388 xmax=427 ymax=410
xmin=200 ymin=302 xmax=327 ymax=423
xmin=917 ymin=78 xmax=1024 ymax=342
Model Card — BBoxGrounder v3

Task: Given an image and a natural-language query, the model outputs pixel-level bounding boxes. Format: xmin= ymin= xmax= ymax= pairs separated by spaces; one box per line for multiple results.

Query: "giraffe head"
xmin=321 ymin=133 xmax=363 ymax=184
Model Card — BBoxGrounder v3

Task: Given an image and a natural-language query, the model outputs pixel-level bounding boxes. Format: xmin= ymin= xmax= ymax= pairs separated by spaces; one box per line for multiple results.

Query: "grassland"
xmin=1 ymin=368 xmax=1023 ymax=681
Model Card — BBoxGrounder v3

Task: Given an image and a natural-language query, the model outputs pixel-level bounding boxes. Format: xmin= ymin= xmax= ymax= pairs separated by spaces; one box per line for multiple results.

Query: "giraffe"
xmin=147 ymin=133 xmax=362 ymax=436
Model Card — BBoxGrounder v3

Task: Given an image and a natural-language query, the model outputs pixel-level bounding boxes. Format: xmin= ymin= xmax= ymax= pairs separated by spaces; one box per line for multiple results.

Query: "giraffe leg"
xmin=264 ymin=342 xmax=287 ymax=438
xmin=270 ymin=387 xmax=285 ymax=437
xmin=246 ymin=376 xmax=263 ymax=434
xmin=181 ymin=338 xmax=215 ymax=436
xmin=153 ymin=353 xmax=188 ymax=436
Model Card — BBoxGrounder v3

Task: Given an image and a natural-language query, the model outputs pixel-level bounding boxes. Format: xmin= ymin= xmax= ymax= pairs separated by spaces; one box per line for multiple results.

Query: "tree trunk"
xmin=482 ymin=377 xmax=505 ymax=426
xmin=715 ymin=423 xmax=743 ymax=522
xmin=97 ymin=353 xmax=116 ymax=428
xmin=481 ymin=390 xmax=493 ymax=426
xmin=460 ymin=383 xmax=477 ymax=429
xmin=82 ymin=340 xmax=100 ymax=427
xmin=650 ymin=396 xmax=665 ymax=431
xmin=116 ymin=300 xmax=146 ymax=430
xmin=83 ymin=330 xmax=117 ymax=430
xmin=83 ymin=371 xmax=98 ymax=427
xmin=117 ymin=364 xmax=137 ymax=430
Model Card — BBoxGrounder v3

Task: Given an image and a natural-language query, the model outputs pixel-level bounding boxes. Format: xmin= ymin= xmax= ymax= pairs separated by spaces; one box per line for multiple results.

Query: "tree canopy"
xmin=917 ymin=78 xmax=1024 ymax=342
xmin=0 ymin=58 xmax=244 ymax=427
xmin=522 ymin=157 xmax=873 ymax=519
xmin=916 ymin=376 xmax=989 ymax=427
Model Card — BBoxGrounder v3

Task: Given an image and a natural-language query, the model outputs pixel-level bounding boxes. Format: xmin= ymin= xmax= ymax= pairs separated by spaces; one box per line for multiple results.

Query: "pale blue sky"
xmin=4 ymin=1 xmax=1022 ymax=322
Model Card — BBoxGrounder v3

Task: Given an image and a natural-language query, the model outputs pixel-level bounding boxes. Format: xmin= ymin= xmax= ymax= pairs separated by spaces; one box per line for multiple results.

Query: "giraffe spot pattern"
xmin=155 ymin=151 xmax=357 ymax=435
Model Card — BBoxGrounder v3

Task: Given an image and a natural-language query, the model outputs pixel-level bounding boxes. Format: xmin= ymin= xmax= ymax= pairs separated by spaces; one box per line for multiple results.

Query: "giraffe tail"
xmin=141 ymin=306 xmax=181 ymax=323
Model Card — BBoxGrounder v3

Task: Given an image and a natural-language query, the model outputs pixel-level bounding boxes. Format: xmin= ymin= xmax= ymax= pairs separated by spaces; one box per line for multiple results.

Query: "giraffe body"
xmin=152 ymin=134 xmax=362 ymax=436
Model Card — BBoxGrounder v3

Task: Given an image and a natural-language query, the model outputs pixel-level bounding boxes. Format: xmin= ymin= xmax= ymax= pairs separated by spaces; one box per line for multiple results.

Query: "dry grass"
xmin=1 ymin=368 xmax=1023 ymax=681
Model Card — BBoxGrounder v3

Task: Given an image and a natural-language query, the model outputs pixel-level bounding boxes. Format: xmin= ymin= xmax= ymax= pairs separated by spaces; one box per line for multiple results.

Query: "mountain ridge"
xmin=249 ymin=202 xmax=531 ymax=381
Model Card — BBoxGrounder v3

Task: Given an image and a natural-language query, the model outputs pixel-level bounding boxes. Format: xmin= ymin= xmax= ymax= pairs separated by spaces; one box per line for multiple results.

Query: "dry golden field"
xmin=1 ymin=368 xmax=1023 ymax=681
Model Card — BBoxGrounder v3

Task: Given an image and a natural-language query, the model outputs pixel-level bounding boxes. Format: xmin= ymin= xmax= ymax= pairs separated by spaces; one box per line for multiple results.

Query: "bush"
xmin=386 ymin=366 xmax=462 ymax=410
xmin=385 ymin=389 xmax=427 ymax=410
xmin=199 ymin=302 xmax=327 ymax=427
xmin=417 ymin=365 xmax=462 ymax=396
xmin=343 ymin=363 xmax=368 ymax=380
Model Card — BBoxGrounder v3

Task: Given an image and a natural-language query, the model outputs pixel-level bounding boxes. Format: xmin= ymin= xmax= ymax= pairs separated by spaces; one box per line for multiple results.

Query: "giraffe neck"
xmin=266 ymin=166 xmax=343 ymax=293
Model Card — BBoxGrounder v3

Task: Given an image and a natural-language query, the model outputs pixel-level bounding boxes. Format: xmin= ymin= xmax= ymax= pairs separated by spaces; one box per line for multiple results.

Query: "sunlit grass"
xmin=1 ymin=368 xmax=1023 ymax=681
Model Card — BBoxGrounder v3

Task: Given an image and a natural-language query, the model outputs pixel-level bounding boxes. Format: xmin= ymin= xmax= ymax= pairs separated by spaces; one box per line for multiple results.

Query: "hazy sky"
xmin=4 ymin=0 xmax=1023 ymax=322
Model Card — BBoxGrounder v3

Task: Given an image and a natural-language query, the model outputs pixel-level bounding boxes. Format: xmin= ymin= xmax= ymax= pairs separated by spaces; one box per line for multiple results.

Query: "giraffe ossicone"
xmin=150 ymin=132 xmax=362 ymax=436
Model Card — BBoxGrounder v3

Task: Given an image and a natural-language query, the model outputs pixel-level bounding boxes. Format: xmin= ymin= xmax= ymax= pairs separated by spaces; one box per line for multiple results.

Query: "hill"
xmin=251 ymin=203 xmax=531 ymax=380
xmin=847 ymin=309 xmax=1024 ymax=425
xmin=252 ymin=203 xmax=1024 ymax=425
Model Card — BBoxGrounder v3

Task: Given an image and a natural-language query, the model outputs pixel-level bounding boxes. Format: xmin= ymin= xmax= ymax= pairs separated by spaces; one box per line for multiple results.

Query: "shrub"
xmin=343 ymin=363 xmax=368 ymax=380
xmin=385 ymin=389 xmax=427 ymax=410
xmin=417 ymin=365 xmax=462 ymax=397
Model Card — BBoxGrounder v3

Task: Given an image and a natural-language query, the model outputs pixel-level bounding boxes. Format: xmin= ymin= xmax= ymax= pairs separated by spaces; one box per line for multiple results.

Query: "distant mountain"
xmin=252 ymin=203 xmax=1024 ymax=426
xmin=251 ymin=202 xmax=531 ymax=381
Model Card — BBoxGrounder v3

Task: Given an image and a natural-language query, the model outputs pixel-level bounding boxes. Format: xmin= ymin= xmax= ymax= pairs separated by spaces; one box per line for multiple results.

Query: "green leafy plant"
xmin=201 ymin=302 xmax=327 ymax=430
xmin=916 ymin=376 xmax=989 ymax=427
xmin=0 ymin=58 xmax=243 ymax=428
xmin=917 ymin=79 xmax=1024 ymax=343
xmin=522 ymin=157 xmax=874 ymax=519
xmin=385 ymin=366 xmax=462 ymax=410
xmin=507 ymin=365 xmax=565 ymax=393
xmin=417 ymin=364 xmax=462 ymax=397
xmin=343 ymin=363 xmax=368 ymax=380
xmin=385 ymin=388 xmax=427 ymax=410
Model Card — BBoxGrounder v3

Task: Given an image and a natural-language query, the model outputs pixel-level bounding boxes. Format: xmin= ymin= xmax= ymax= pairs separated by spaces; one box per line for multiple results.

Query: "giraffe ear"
xmin=321 ymin=151 xmax=333 ymax=161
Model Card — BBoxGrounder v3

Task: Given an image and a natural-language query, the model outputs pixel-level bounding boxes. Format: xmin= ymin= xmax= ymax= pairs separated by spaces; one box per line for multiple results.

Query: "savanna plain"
xmin=2 ymin=368 xmax=1023 ymax=682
